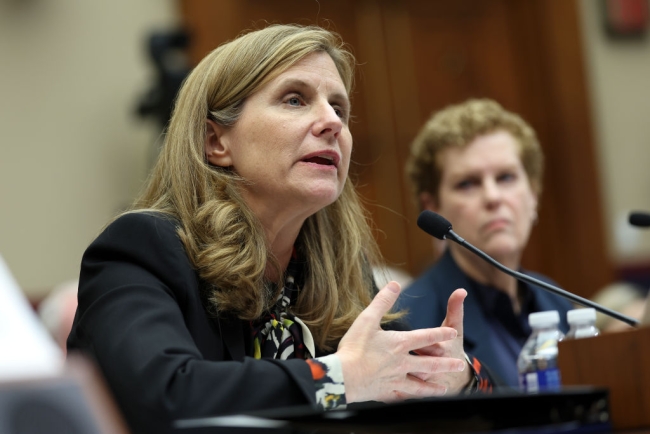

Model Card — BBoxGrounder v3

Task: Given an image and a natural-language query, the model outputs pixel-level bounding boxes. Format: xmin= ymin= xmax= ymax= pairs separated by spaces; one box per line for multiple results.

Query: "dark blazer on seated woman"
xmin=399 ymin=249 xmax=572 ymax=388
xmin=67 ymin=213 xmax=318 ymax=433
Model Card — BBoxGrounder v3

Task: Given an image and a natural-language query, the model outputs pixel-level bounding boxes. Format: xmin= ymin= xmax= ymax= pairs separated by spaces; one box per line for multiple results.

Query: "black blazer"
xmin=67 ymin=212 xmax=317 ymax=433
xmin=398 ymin=249 xmax=572 ymax=387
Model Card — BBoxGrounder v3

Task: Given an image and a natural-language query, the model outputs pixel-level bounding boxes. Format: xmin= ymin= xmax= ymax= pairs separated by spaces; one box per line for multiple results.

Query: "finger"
xmin=406 ymin=355 xmax=467 ymax=375
xmin=407 ymin=371 xmax=451 ymax=388
xmin=441 ymin=288 xmax=467 ymax=334
xmin=357 ymin=281 xmax=401 ymax=326
xmin=395 ymin=373 xmax=448 ymax=398
xmin=413 ymin=343 xmax=446 ymax=357
xmin=401 ymin=327 xmax=458 ymax=352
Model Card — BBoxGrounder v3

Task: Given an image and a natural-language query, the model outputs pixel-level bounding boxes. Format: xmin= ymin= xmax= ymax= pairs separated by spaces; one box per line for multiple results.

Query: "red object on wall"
xmin=604 ymin=0 xmax=649 ymax=36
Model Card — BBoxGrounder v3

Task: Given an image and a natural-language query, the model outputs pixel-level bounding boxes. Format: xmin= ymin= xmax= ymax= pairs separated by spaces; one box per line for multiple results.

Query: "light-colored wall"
xmin=0 ymin=0 xmax=178 ymax=298
xmin=579 ymin=0 xmax=650 ymax=264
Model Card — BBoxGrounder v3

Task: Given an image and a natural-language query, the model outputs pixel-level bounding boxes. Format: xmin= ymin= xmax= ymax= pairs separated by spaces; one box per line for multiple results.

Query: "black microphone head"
xmin=629 ymin=211 xmax=650 ymax=228
xmin=417 ymin=210 xmax=452 ymax=240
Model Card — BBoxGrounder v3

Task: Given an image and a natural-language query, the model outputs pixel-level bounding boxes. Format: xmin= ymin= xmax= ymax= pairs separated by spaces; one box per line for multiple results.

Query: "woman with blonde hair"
xmin=68 ymin=24 xmax=477 ymax=433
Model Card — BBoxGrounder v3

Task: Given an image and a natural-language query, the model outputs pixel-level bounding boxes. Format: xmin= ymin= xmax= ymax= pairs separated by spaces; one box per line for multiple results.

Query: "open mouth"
xmin=302 ymin=155 xmax=336 ymax=166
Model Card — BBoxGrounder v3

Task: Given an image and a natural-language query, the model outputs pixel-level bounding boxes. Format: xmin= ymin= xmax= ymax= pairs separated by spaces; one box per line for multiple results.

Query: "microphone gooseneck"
xmin=629 ymin=211 xmax=650 ymax=228
xmin=417 ymin=210 xmax=640 ymax=327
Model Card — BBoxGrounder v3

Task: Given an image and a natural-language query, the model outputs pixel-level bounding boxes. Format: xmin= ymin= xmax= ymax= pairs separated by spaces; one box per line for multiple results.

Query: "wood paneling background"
xmin=179 ymin=0 xmax=613 ymax=299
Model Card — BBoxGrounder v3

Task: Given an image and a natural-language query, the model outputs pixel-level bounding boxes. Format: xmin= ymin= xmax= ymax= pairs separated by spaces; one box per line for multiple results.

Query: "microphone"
xmin=417 ymin=210 xmax=640 ymax=327
xmin=629 ymin=211 xmax=650 ymax=228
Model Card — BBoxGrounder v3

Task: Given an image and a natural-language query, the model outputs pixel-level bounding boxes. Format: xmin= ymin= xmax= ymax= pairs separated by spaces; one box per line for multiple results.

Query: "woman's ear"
xmin=419 ymin=191 xmax=439 ymax=212
xmin=204 ymin=119 xmax=233 ymax=167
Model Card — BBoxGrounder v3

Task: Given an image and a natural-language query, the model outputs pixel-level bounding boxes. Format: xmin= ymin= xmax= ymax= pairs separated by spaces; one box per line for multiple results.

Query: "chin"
xmin=481 ymin=239 xmax=523 ymax=261
xmin=302 ymin=187 xmax=342 ymax=209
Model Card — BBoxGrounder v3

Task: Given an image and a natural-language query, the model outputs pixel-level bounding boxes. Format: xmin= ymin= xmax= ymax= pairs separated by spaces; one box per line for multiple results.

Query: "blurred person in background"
xmin=400 ymin=99 xmax=572 ymax=388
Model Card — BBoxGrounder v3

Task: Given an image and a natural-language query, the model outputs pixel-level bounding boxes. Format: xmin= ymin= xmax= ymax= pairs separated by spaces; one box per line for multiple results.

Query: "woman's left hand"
xmin=409 ymin=288 xmax=473 ymax=393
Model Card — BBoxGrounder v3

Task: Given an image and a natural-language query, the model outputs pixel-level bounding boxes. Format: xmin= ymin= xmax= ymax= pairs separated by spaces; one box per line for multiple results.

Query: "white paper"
xmin=0 ymin=254 xmax=64 ymax=381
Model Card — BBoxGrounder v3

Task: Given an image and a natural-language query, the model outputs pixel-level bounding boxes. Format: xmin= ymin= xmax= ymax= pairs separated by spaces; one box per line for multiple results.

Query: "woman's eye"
xmin=498 ymin=173 xmax=516 ymax=183
xmin=333 ymin=105 xmax=350 ymax=123
xmin=287 ymin=96 xmax=301 ymax=106
xmin=456 ymin=179 xmax=476 ymax=190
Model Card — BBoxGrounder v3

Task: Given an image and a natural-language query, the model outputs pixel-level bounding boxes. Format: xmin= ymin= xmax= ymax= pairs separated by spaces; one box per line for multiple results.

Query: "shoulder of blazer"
xmin=102 ymin=211 xmax=179 ymax=238
xmin=89 ymin=211 xmax=198 ymax=304
xmin=101 ymin=211 xmax=186 ymax=259
xmin=89 ymin=211 xmax=248 ymax=359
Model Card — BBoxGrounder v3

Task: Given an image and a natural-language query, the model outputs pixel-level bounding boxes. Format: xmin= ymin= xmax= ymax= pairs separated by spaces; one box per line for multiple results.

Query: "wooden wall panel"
xmin=353 ymin=2 xmax=412 ymax=269
xmin=500 ymin=0 xmax=614 ymax=297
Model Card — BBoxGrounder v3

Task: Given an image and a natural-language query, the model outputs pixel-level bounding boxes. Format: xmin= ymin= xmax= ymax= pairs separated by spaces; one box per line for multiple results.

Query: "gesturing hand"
xmin=336 ymin=281 xmax=467 ymax=404
xmin=410 ymin=288 xmax=472 ymax=393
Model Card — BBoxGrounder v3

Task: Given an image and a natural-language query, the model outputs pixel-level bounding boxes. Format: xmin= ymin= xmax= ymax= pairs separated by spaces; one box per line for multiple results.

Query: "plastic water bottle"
xmin=517 ymin=310 xmax=564 ymax=393
xmin=566 ymin=308 xmax=600 ymax=339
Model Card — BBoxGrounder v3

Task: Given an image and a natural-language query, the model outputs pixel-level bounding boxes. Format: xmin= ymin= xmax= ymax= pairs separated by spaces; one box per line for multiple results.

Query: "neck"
xmin=242 ymin=193 xmax=316 ymax=283
xmin=256 ymin=212 xmax=306 ymax=283
xmin=448 ymin=246 xmax=523 ymax=313
xmin=265 ymin=234 xmax=297 ymax=283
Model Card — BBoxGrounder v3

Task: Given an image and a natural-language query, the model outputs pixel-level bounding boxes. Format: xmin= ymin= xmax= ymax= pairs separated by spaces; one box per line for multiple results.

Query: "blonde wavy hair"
xmin=129 ymin=24 xmax=387 ymax=351
xmin=407 ymin=98 xmax=544 ymax=207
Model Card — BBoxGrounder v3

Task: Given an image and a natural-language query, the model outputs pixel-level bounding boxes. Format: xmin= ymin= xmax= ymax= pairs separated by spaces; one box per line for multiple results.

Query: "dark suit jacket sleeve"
xmin=67 ymin=212 xmax=316 ymax=433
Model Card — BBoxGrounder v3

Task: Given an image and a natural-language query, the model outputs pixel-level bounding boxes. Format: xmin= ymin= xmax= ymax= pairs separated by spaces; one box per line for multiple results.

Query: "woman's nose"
xmin=312 ymin=102 xmax=342 ymax=138
xmin=482 ymin=178 xmax=502 ymax=204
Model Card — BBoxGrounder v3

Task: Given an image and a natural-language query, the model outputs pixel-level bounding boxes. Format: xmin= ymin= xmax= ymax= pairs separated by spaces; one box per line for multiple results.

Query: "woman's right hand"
xmin=336 ymin=281 xmax=466 ymax=404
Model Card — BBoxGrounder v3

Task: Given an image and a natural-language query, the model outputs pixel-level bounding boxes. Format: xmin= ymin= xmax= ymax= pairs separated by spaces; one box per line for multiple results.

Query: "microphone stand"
xmin=445 ymin=229 xmax=640 ymax=327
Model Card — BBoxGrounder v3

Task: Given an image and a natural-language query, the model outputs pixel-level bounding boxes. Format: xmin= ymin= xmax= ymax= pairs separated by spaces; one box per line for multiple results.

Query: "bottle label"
xmin=519 ymin=368 xmax=561 ymax=393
